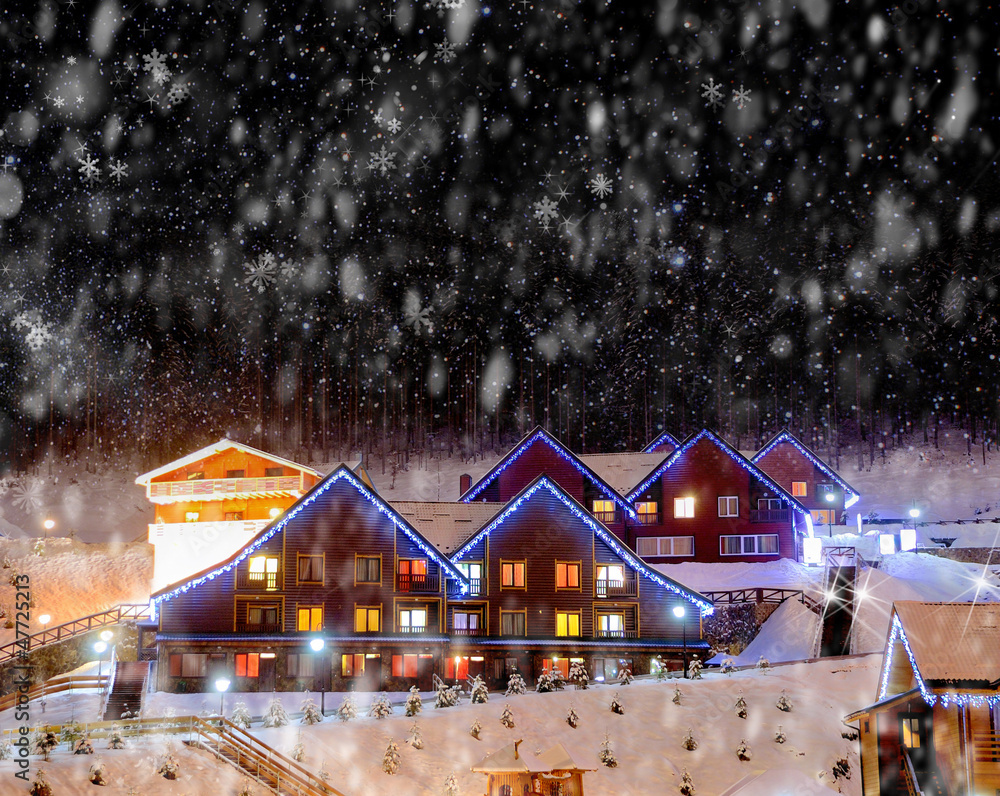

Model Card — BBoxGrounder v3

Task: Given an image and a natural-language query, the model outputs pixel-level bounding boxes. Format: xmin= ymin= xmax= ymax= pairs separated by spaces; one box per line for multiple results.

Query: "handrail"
xmin=139 ymin=664 xmax=150 ymax=717
xmin=100 ymin=646 xmax=118 ymax=719
xmin=901 ymin=748 xmax=924 ymax=795
xmin=972 ymin=731 xmax=1000 ymax=762
xmin=0 ymin=675 xmax=107 ymax=712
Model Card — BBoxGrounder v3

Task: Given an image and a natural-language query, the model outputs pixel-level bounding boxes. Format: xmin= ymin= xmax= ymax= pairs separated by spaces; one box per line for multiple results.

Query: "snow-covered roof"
xmin=718 ymin=769 xmax=836 ymax=796
xmin=891 ymin=601 xmax=1000 ymax=685
xmin=471 ymin=741 xmax=589 ymax=774
xmin=577 ymin=452 xmax=668 ymax=495
xmin=135 ymin=439 xmax=322 ymax=484
xmin=641 ymin=430 xmax=680 ymax=453
xmin=752 ymin=429 xmax=860 ymax=504
xmin=388 ymin=501 xmax=503 ymax=554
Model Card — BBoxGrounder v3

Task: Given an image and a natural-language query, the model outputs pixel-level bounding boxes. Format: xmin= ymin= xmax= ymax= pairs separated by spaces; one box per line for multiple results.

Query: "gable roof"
xmin=452 ymin=475 xmax=714 ymax=615
xmin=388 ymin=501 xmax=503 ymax=555
xmin=877 ymin=601 xmax=1000 ymax=705
xmin=752 ymin=430 xmax=860 ymax=507
xmin=626 ymin=429 xmax=812 ymax=522
xmin=641 ymin=430 xmax=680 ymax=453
xmin=151 ymin=465 xmax=469 ymax=604
xmin=578 ymin=452 xmax=667 ymax=495
xmin=459 ymin=426 xmax=637 ymax=520
xmin=135 ymin=438 xmax=322 ymax=485
xmin=471 ymin=741 xmax=591 ymax=774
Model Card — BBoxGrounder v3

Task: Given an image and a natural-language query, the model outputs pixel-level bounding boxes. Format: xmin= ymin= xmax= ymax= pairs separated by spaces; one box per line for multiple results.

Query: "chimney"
xmin=514 ymin=739 xmax=522 ymax=759
xmin=459 ymin=473 xmax=472 ymax=496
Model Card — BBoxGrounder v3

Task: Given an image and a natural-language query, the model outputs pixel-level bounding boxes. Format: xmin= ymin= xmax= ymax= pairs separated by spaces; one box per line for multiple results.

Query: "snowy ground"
xmin=0 ymin=656 xmax=880 ymax=796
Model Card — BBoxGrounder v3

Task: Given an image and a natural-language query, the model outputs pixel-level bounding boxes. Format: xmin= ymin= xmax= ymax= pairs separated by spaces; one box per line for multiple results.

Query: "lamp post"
xmin=825 ymin=491 xmax=836 ymax=537
xmin=215 ymin=677 xmax=230 ymax=719
xmin=310 ymin=637 xmax=326 ymax=715
xmin=94 ymin=641 xmax=108 ymax=692
xmin=38 ymin=614 xmax=50 ymax=636
xmin=672 ymin=605 xmax=687 ymax=679
xmin=43 ymin=518 xmax=54 ymax=541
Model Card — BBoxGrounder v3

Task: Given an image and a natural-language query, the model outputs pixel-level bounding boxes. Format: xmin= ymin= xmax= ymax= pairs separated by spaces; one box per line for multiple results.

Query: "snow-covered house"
xmin=751 ymin=430 xmax=860 ymax=530
xmin=471 ymin=739 xmax=593 ymax=796
xmin=641 ymin=430 xmax=680 ymax=454
xmin=846 ymin=601 xmax=1000 ymax=796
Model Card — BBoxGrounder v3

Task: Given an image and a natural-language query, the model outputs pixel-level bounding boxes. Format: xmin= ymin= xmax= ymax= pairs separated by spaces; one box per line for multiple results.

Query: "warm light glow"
xmin=803 ymin=537 xmax=824 ymax=565
xmin=825 ymin=492 xmax=835 ymax=502
xmin=879 ymin=533 xmax=896 ymax=555
xmin=215 ymin=677 xmax=231 ymax=693
xmin=38 ymin=614 xmax=50 ymax=625
xmin=309 ymin=638 xmax=325 ymax=652
xmin=93 ymin=641 xmax=107 ymax=654
xmin=672 ymin=605 xmax=686 ymax=618
xmin=259 ymin=652 xmax=276 ymax=659
xmin=100 ymin=629 xmax=114 ymax=642
xmin=43 ymin=519 xmax=55 ymax=530
xmin=855 ymin=589 xmax=866 ymax=602
xmin=269 ymin=507 xmax=282 ymax=518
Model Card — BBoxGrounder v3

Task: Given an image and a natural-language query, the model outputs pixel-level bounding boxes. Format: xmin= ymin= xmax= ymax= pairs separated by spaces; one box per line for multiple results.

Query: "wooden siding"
xmin=630 ymin=438 xmax=796 ymax=563
xmin=885 ymin=641 xmax=916 ymax=696
xmin=155 ymin=495 xmax=300 ymax=524
xmin=754 ymin=441 xmax=847 ymax=514
xmin=152 ymin=449 xmax=317 ymax=486
xmin=932 ymin=702 xmax=965 ymax=795
xmin=474 ymin=439 xmax=587 ymax=503
xmin=859 ymin=719 xmax=879 ymax=795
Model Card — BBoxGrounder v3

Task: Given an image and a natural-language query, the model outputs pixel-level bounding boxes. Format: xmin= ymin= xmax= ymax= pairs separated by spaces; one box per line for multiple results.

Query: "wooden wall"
xmin=754 ymin=441 xmax=846 ymax=514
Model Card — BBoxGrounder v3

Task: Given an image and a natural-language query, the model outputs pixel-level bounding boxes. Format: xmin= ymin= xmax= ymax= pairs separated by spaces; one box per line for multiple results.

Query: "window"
xmin=186 ymin=471 xmax=204 ymax=481
xmin=392 ymin=653 xmax=434 ymax=678
xmin=791 ymin=481 xmax=807 ymax=497
xmin=247 ymin=604 xmax=279 ymax=627
xmin=674 ymin=497 xmax=695 ymax=518
xmin=457 ymin=562 xmax=483 ymax=593
xmin=500 ymin=610 xmax=526 ymax=636
xmin=718 ymin=496 xmax=739 ymax=517
xmin=555 ymin=562 xmax=581 ymax=590
xmin=354 ymin=606 xmax=381 ymax=632
xmin=287 ymin=653 xmax=315 ymax=678
xmin=720 ymin=534 xmax=780 ymax=556
xmin=398 ymin=608 xmax=427 ymax=630
xmin=758 ymin=498 xmax=782 ymax=510
xmin=592 ymin=657 xmax=632 ymax=682
xmin=591 ymin=499 xmax=617 ymax=522
xmin=297 ymin=554 xmax=324 ymax=584
xmin=170 ymin=653 xmax=209 ymax=678
xmin=265 ymin=467 xmax=284 ymax=477
xmin=185 ymin=511 xmax=200 ymax=522
xmin=342 ymin=653 xmax=379 ymax=676
xmin=543 ymin=657 xmax=584 ymax=679
xmin=453 ymin=610 xmax=481 ymax=633
xmin=296 ymin=606 xmax=323 ymax=632
xmin=555 ymin=610 xmax=581 ymax=637
xmin=225 ymin=511 xmax=244 ymax=522
xmin=501 ymin=561 xmax=526 ymax=589
xmin=596 ymin=612 xmax=624 ymax=636
xmin=635 ymin=501 xmax=659 ymax=524
xmin=811 ymin=509 xmax=836 ymax=525
xmin=248 ymin=555 xmax=280 ymax=590
xmin=637 ymin=536 xmax=694 ymax=557
xmin=900 ymin=716 xmax=921 ymax=749
xmin=596 ymin=564 xmax=625 ymax=582
xmin=226 ymin=469 xmax=245 ymax=479
xmin=235 ymin=653 xmax=260 ymax=678
xmin=356 ymin=555 xmax=381 ymax=584
xmin=817 ymin=483 xmax=835 ymax=496
xmin=397 ymin=558 xmax=428 ymax=589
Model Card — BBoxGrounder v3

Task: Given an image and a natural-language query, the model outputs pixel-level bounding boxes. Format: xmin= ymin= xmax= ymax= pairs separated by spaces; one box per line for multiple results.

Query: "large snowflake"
xmin=11 ymin=478 xmax=44 ymax=514
xmin=701 ymin=77 xmax=725 ymax=110
xmin=532 ymin=196 xmax=559 ymax=222
xmin=435 ymin=40 xmax=457 ymax=63
xmin=732 ymin=85 xmax=752 ymax=110
xmin=402 ymin=290 xmax=433 ymax=335
xmin=142 ymin=49 xmax=172 ymax=86
xmin=243 ymin=253 xmax=278 ymax=293
xmin=77 ymin=153 xmax=101 ymax=185
xmin=589 ymin=174 xmax=613 ymax=198
xmin=11 ymin=310 xmax=54 ymax=350
xmin=368 ymin=145 xmax=397 ymax=176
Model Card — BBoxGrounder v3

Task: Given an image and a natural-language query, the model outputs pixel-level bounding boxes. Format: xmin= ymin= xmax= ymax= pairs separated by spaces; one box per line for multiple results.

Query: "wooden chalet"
xmin=752 ymin=430 xmax=860 ymax=530
xmin=150 ymin=465 xmax=468 ymax=693
xmin=846 ymin=601 xmax=1000 ymax=796
xmin=136 ymin=439 xmax=335 ymax=591
xmin=625 ymin=429 xmax=813 ymax=564
xmin=472 ymin=740 xmax=594 ymax=796
xmin=642 ymin=430 xmax=680 ymax=454
xmin=448 ymin=475 xmax=714 ymax=688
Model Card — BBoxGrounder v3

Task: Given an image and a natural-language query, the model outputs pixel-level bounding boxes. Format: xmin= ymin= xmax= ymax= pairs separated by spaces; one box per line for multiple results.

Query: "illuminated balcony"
xmin=147 ymin=475 xmax=304 ymax=504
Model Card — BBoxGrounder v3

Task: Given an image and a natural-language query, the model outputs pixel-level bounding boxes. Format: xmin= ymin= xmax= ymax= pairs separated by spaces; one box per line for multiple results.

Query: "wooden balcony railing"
xmin=396 ymin=573 xmax=439 ymax=593
xmin=396 ymin=624 xmax=431 ymax=634
xmin=236 ymin=570 xmax=281 ymax=590
xmin=466 ymin=577 xmax=484 ymax=596
xmin=593 ymin=510 xmax=618 ymax=524
xmin=749 ymin=508 xmax=790 ymax=523
xmin=235 ymin=623 xmax=282 ymax=634
xmin=636 ymin=512 xmax=661 ymax=525
xmin=973 ymin=732 xmax=1000 ymax=763
xmin=596 ymin=579 xmax=638 ymax=597
xmin=450 ymin=626 xmax=483 ymax=636
xmin=594 ymin=629 xmax=639 ymax=639
xmin=149 ymin=475 xmax=302 ymax=501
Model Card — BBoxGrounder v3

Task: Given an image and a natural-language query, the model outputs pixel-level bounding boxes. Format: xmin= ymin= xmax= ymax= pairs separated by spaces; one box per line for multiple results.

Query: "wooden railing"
xmin=973 ymin=732 xmax=1000 ymax=763
xmin=0 ymin=674 xmax=107 ymax=712
xmin=236 ymin=570 xmax=281 ymax=590
xmin=593 ymin=510 xmax=618 ymax=524
xmin=700 ymin=588 xmax=823 ymax=613
xmin=450 ymin=627 xmax=482 ymax=636
xmin=235 ymin=623 xmax=283 ymax=634
xmin=466 ymin=577 xmax=484 ymax=595
xmin=595 ymin=629 xmax=639 ymax=639
xmin=149 ymin=475 xmax=302 ymax=500
xmin=395 ymin=624 xmax=431 ymax=634
xmin=396 ymin=573 xmax=439 ymax=593
xmin=749 ymin=509 xmax=791 ymax=523
xmin=0 ymin=603 xmax=151 ymax=666
xmin=636 ymin=512 xmax=660 ymax=525
xmin=596 ymin=579 xmax=638 ymax=598
xmin=900 ymin=748 xmax=924 ymax=795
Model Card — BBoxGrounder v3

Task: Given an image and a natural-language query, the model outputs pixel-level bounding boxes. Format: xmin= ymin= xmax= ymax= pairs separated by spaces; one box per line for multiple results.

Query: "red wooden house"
xmin=448 ymin=475 xmax=714 ymax=688
xmin=642 ymin=430 xmax=680 ymax=454
xmin=151 ymin=465 xmax=469 ymax=693
xmin=752 ymin=430 xmax=860 ymax=530
xmin=625 ymin=429 xmax=813 ymax=564
xmin=846 ymin=601 xmax=1000 ymax=795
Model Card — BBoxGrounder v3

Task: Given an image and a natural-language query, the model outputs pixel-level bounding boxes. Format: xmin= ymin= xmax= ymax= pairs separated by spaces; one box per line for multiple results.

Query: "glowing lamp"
xmin=93 ymin=641 xmax=107 ymax=655
xmin=100 ymin=629 xmax=114 ymax=642
xmin=269 ymin=507 xmax=282 ymax=519
xmin=309 ymin=638 xmax=325 ymax=652
xmin=215 ymin=677 xmax=231 ymax=693
xmin=43 ymin=519 xmax=55 ymax=530
xmin=825 ymin=492 xmax=835 ymax=502
xmin=908 ymin=507 xmax=920 ymax=518
xmin=900 ymin=527 xmax=917 ymax=552
xmin=38 ymin=614 xmax=51 ymax=626
xmin=879 ymin=533 xmax=896 ymax=555
xmin=672 ymin=605 xmax=686 ymax=619
xmin=803 ymin=537 xmax=823 ymax=565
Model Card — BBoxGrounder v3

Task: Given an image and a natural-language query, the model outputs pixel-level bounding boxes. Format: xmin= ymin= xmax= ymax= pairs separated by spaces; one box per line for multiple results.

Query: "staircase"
xmin=103 ymin=661 xmax=149 ymax=721
xmin=811 ymin=546 xmax=859 ymax=658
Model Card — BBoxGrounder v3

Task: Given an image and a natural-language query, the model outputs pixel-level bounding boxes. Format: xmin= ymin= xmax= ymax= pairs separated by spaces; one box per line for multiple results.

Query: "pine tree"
xmin=443 ymin=773 xmax=460 ymax=796
xmin=679 ymin=769 xmax=696 ymax=796
xmin=433 ymin=674 xmax=461 ymax=707
xmin=470 ymin=718 xmax=483 ymax=739
xmin=107 ymin=723 xmax=126 ymax=749
xmin=33 ymin=538 xmax=45 ymax=557
xmin=720 ymin=658 xmax=735 ymax=676
xmin=469 ymin=674 xmax=489 ymax=704
xmin=654 ymin=655 xmax=668 ymax=682
xmin=300 ymin=695 xmax=323 ymax=724
xmin=776 ymin=689 xmax=792 ymax=712
xmin=610 ymin=691 xmax=625 ymax=714
xmin=672 ymin=686 xmax=682 ymax=705
xmin=566 ymin=707 xmax=579 ymax=728
xmin=408 ymin=721 xmax=424 ymax=749
xmin=500 ymin=703 xmax=515 ymax=728
xmin=73 ymin=734 xmax=95 ymax=754
xmin=535 ymin=669 xmax=565 ymax=693
xmin=231 ymin=700 xmax=253 ymax=728
xmin=28 ymin=768 xmax=53 ymax=796
xmin=369 ymin=692 xmax=393 ymax=719
xmin=756 ymin=655 xmax=771 ymax=673
xmin=618 ymin=667 xmax=633 ymax=686
xmin=337 ymin=693 xmax=358 ymax=722
xmin=736 ymin=738 xmax=752 ymax=761
xmin=775 ymin=724 xmax=786 ymax=744
xmin=568 ymin=660 xmax=589 ymax=689
xmin=0 ymin=738 xmax=12 ymax=760
xmin=599 ymin=733 xmax=618 ymax=768
xmin=688 ymin=655 xmax=703 ymax=679
xmin=34 ymin=730 xmax=58 ymax=760
xmin=237 ymin=777 xmax=256 ymax=796
xmin=262 ymin=694 xmax=290 ymax=727
xmin=158 ymin=752 xmax=180 ymax=779
xmin=61 ymin=720 xmax=84 ymax=746
xmin=735 ymin=691 xmax=748 ymax=719
xmin=682 ymin=727 xmax=698 ymax=751
xmin=382 ymin=738 xmax=401 ymax=775
xmin=289 ymin=731 xmax=305 ymax=762
xmin=505 ymin=672 xmax=527 ymax=696
xmin=89 ymin=757 xmax=108 ymax=785
xmin=405 ymin=685 xmax=423 ymax=716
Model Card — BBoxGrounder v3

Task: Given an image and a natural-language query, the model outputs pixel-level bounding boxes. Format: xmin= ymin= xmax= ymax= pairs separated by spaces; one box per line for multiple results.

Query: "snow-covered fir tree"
xmin=618 ymin=667 xmax=633 ymax=685
xmin=369 ymin=693 xmax=394 ymax=719
xmin=28 ymin=768 xmax=52 ymax=796
xmin=566 ymin=707 xmax=579 ymax=728
xmin=735 ymin=691 xmax=748 ymax=719
xmin=231 ymin=701 xmax=253 ymax=728
xmin=337 ymin=694 xmax=358 ymax=722
xmin=237 ymin=777 xmax=256 ymax=796
xmin=610 ymin=691 xmax=625 ymax=714
xmin=89 ymin=757 xmax=107 ymax=785
xmin=688 ymin=655 xmax=703 ymax=679
xmin=408 ymin=721 xmax=424 ymax=749
xmin=469 ymin=674 xmax=489 ymax=703
xmin=720 ymin=658 xmax=735 ymax=676
xmin=535 ymin=669 xmax=565 ymax=693
xmin=73 ymin=734 xmax=95 ymax=754
xmin=568 ymin=660 xmax=589 ymax=689
xmin=505 ymin=671 xmax=527 ymax=695
xmin=682 ymin=727 xmax=698 ymax=751
xmin=34 ymin=730 xmax=58 ymax=760
xmin=300 ymin=695 xmax=323 ymax=724
xmin=775 ymin=724 xmax=786 ymax=744
xmin=470 ymin=718 xmax=483 ymax=739
xmin=433 ymin=674 xmax=461 ymax=707
xmin=654 ymin=655 xmax=668 ymax=682
xmin=405 ymin=685 xmax=423 ymax=716
xmin=776 ymin=689 xmax=793 ymax=712
xmin=736 ymin=739 xmax=752 ymax=761
xmin=756 ymin=655 xmax=771 ymax=673
xmin=679 ymin=769 xmax=696 ymax=795
xmin=500 ymin=703 xmax=515 ymax=728
xmin=599 ymin=733 xmax=618 ymax=768
xmin=382 ymin=738 xmax=401 ymax=775
xmin=107 ymin=723 xmax=126 ymax=749
xmin=289 ymin=731 xmax=305 ymax=762
xmin=672 ymin=686 xmax=682 ymax=705
xmin=443 ymin=773 xmax=460 ymax=796
xmin=158 ymin=752 xmax=180 ymax=779
xmin=0 ymin=738 xmax=11 ymax=760
xmin=262 ymin=694 xmax=290 ymax=727
xmin=60 ymin=720 xmax=84 ymax=746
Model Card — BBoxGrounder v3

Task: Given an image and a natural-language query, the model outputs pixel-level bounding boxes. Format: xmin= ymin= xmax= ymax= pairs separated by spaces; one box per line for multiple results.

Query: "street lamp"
xmin=825 ymin=491 xmax=836 ymax=537
xmin=38 ymin=614 xmax=50 ymax=635
xmin=908 ymin=504 xmax=920 ymax=519
xmin=310 ymin=637 xmax=327 ymax=715
xmin=215 ymin=677 xmax=231 ymax=718
xmin=673 ymin=605 xmax=688 ymax=679
xmin=94 ymin=641 xmax=108 ymax=691
xmin=43 ymin=519 xmax=54 ymax=540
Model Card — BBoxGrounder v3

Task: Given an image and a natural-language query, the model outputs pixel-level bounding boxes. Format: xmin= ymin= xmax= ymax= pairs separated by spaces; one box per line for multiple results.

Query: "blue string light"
xmin=452 ymin=476 xmax=714 ymax=616
xmin=641 ymin=431 xmax=679 ymax=453
xmin=153 ymin=467 xmax=470 ymax=607
xmin=627 ymin=429 xmax=811 ymax=525
xmin=752 ymin=431 xmax=860 ymax=508
xmin=460 ymin=429 xmax=638 ymax=520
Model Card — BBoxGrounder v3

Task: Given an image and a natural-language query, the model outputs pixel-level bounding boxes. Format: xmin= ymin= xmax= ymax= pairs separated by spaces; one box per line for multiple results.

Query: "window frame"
xmin=791 ymin=481 xmax=808 ymax=497
xmin=452 ymin=608 xmax=483 ymax=633
xmin=499 ymin=609 xmax=527 ymax=637
xmin=591 ymin=499 xmax=618 ymax=523
xmin=235 ymin=652 xmax=260 ymax=678
xmin=354 ymin=604 xmax=382 ymax=633
xmin=595 ymin=611 xmax=625 ymax=634
xmin=397 ymin=606 xmax=428 ymax=631
xmin=555 ymin=609 xmax=582 ymax=637
xmin=637 ymin=536 xmax=695 ymax=557
xmin=224 ymin=511 xmax=245 ymax=522
xmin=264 ymin=466 xmax=284 ymax=477
xmin=247 ymin=554 xmax=280 ymax=590
xmin=226 ymin=469 xmax=246 ymax=479
xmin=500 ymin=559 xmax=527 ymax=590
xmin=555 ymin=560 xmax=582 ymax=591
xmin=246 ymin=602 xmax=281 ymax=627
xmin=719 ymin=534 xmax=780 ymax=556
xmin=354 ymin=554 xmax=382 ymax=586
xmin=718 ymin=495 xmax=739 ymax=517
xmin=635 ymin=501 xmax=659 ymax=524
xmin=457 ymin=561 xmax=484 ymax=594
xmin=296 ymin=605 xmax=323 ymax=632
xmin=673 ymin=496 xmax=695 ymax=518
xmin=286 ymin=652 xmax=315 ymax=679
xmin=296 ymin=553 xmax=325 ymax=586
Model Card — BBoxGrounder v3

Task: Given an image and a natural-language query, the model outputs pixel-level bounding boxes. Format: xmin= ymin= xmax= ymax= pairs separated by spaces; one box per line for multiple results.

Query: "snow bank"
xmin=652 ymin=558 xmax=824 ymax=593
xmin=713 ymin=598 xmax=821 ymax=666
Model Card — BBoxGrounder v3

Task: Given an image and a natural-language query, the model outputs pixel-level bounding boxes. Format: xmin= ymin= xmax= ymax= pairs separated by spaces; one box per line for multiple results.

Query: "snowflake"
xmin=142 ymin=49 xmax=171 ymax=85
xmin=11 ymin=478 xmax=44 ymax=514
xmin=279 ymin=259 xmax=298 ymax=279
xmin=233 ymin=222 xmax=245 ymax=238
xmin=435 ymin=40 xmax=456 ymax=63
xmin=430 ymin=0 xmax=465 ymax=12
xmin=166 ymin=81 xmax=190 ymax=106
xmin=77 ymin=153 xmax=101 ymax=185
xmin=243 ymin=253 xmax=278 ymax=293
xmin=732 ymin=84 xmax=752 ymax=110
xmin=372 ymin=108 xmax=385 ymax=126
xmin=368 ymin=144 xmax=397 ymax=175
xmin=108 ymin=159 xmax=128 ymax=184
xmin=533 ymin=196 xmax=559 ymax=223
xmin=24 ymin=322 xmax=54 ymax=351
xmin=589 ymin=174 xmax=613 ymax=198
xmin=387 ymin=117 xmax=402 ymax=134
xmin=402 ymin=290 xmax=433 ymax=335
xmin=701 ymin=77 xmax=725 ymax=109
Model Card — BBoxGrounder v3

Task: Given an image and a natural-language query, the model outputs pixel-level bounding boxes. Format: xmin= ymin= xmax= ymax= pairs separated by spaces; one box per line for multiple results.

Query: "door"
xmin=259 ymin=656 xmax=276 ymax=691
xmin=899 ymin=713 xmax=932 ymax=777
xmin=417 ymin=655 xmax=435 ymax=691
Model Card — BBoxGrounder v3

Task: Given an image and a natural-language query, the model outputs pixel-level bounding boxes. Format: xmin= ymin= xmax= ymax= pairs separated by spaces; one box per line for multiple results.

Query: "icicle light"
xmin=752 ymin=431 xmax=860 ymax=508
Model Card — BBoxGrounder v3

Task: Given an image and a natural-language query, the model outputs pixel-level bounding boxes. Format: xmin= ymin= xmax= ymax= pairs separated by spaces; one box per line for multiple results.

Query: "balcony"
xmin=593 ymin=510 xmax=618 ymax=524
xmin=148 ymin=518 xmax=270 ymax=540
xmin=235 ymin=623 xmax=282 ymax=634
xmin=594 ymin=629 xmax=639 ymax=639
xmin=466 ymin=578 xmax=484 ymax=596
xmin=148 ymin=475 xmax=304 ymax=504
xmin=236 ymin=570 xmax=281 ymax=591
xmin=396 ymin=573 xmax=440 ymax=593
xmin=749 ymin=509 xmax=790 ymax=523
xmin=396 ymin=624 xmax=431 ymax=634
xmin=636 ymin=512 xmax=661 ymax=526
xmin=450 ymin=626 xmax=483 ymax=636
xmin=596 ymin=579 xmax=638 ymax=598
